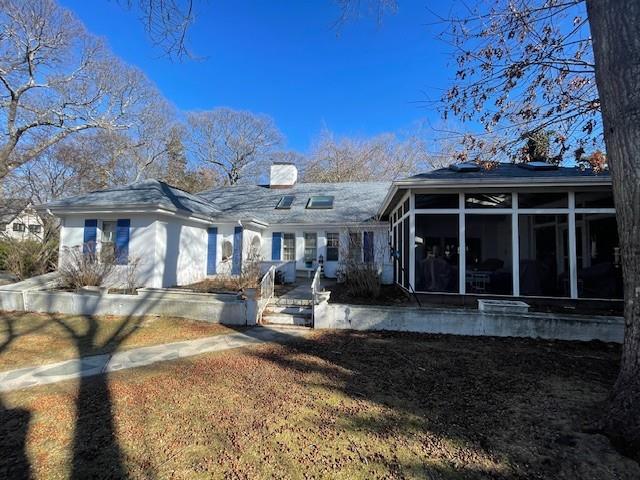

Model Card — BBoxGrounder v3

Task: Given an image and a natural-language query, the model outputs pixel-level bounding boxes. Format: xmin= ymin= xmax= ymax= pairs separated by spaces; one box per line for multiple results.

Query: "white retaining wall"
xmin=315 ymin=302 xmax=624 ymax=343
xmin=0 ymin=282 xmax=255 ymax=326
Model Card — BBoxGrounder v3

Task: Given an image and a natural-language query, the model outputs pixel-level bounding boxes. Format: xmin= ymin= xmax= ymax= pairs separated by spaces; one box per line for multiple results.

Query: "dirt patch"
xmin=326 ymin=283 xmax=415 ymax=305
xmin=180 ymin=278 xmax=240 ymax=294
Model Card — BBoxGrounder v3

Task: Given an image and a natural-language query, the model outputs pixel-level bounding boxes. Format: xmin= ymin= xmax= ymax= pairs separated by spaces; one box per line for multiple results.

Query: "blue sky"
xmin=59 ymin=0 xmax=452 ymax=152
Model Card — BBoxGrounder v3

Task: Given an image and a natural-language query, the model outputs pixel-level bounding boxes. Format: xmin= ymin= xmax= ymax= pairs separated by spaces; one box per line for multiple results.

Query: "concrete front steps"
xmin=262 ymin=303 xmax=313 ymax=327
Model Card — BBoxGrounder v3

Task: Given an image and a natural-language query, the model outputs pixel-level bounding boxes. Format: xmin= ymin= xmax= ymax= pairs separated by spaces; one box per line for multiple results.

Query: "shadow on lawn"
xmin=240 ymin=327 xmax=630 ymax=478
xmin=0 ymin=310 xmax=149 ymax=479
xmin=0 ymin=312 xmax=51 ymax=479
xmin=51 ymin=313 xmax=146 ymax=479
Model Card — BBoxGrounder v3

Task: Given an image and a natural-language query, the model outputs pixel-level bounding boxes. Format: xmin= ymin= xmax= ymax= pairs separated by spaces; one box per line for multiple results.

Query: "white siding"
xmin=59 ymin=214 xmax=159 ymax=287
xmin=1 ymin=207 xmax=45 ymax=242
xmin=148 ymin=217 xmax=209 ymax=287
xmin=260 ymin=224 xmax=392 ymax=284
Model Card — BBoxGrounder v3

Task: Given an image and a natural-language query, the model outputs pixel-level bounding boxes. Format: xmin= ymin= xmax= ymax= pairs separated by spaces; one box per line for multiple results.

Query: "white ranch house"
xmin=42 ymin=162 xmax=622 ymax=303
xmin=44 ymin=164 xmax=392 ymax=289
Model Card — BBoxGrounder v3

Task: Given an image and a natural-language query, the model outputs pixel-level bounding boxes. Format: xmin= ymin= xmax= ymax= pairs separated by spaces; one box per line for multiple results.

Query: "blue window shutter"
xmin=272 ymin=232 xmax=282 ymax=261
xmin=232 ymin=226 xmax=243 ymax=275
xmin=83 ymin=219 xmax=97 ymax=255
xmin=363 ymin=231 xmax=374 ymax=263
xmin=115 ymin=219 xmax=130 ymax=265
xmin=207 ymin=227 xmax=218 ymax=275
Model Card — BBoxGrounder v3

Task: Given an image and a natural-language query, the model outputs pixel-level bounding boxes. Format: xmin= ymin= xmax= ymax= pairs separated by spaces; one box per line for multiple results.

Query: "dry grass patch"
xmin=1 ymin=330 xmax=639 ymax=479
xmin=0 ymin=312 xmax=236 ymax=370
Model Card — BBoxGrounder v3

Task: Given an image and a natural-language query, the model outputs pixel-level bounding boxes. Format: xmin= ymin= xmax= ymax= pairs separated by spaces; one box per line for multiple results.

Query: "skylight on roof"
xmin=518 ymin=161 xmax=559 ymax=171
xmin=449 ymin=162 xmax=480 ymax=172
xmin=306 ymin=195 xmax=334 ymax=209
xmin=276 ymin=195 xmax=295 ymax=209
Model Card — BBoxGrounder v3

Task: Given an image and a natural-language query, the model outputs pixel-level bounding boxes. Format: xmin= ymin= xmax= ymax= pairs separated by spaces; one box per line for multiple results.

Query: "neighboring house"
xmin=0 ymin=200 xmax=45 ymax=241
xmin=42 ymin=163 xmax=392 ymax=288
xmin=380 ymin=162 xmax=621 ymax=301
xmin=42 ymin=161 xmax=622 ymax=303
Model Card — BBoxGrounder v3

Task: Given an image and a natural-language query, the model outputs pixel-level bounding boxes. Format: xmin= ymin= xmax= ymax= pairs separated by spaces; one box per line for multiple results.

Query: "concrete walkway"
xmin=0 ymin=326 xmax=310 ymax=393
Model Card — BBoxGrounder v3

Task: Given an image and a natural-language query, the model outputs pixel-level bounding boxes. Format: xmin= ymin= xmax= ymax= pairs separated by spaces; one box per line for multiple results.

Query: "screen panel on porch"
xmin=465 ymin=214 xmax=513 ymax=295
xmin=575 ymin=213 xmax=623 ymax=299
xmin=414 ymin=214 xmax=459 ymax=293
xmin=518 ymin=214 xmax=568 ymax=297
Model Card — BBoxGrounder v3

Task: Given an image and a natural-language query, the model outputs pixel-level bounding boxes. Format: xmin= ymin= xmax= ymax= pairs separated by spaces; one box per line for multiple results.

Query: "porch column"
xmin=512 ymin=192 xmax=520 ymax=297
xmin=568 ymin=191 xmax=578 ymax=299
xmin=409 ymin=190 xmax=416 ymax=289
xmin=458 ymin=193 xmax=466 ymax=295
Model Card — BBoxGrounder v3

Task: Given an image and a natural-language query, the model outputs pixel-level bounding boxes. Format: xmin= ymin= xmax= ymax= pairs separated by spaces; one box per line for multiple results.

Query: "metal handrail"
xmin=257 ymin=265 xmax=276 ymax=321
xmin=311 ymin=266 xmax=322 ymax=305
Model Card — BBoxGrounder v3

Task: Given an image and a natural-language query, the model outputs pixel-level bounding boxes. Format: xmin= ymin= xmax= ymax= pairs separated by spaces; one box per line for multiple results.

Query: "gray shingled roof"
xmin=0 ymin=198 xmax=29 ymax=224
xmin=405 ymin=163 xmax=611 ymax=182
xmin=198 ymin=182 xmax=392 ymax=224
xmin=44 ymin=179 xmax=222 ymax=219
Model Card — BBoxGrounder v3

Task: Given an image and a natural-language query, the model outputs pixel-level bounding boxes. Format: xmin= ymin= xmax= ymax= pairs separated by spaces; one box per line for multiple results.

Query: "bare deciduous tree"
xmin=434 ymin=0 xmax=598 ymax=162
xmin=187 ymin=108 xmax=283 ymax=185
xmin=0 ymin=0 xmax=156 ymax=181
xmin=302 ymin=128 xmax=441 ymax=182
xmin=117 ymin=0 xmax=196 ymax=59
xmin=333 ymin=0 xmax=398 ymax=29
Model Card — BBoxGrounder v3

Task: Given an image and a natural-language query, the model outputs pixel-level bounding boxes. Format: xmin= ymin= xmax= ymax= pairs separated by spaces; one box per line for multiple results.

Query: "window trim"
xmin=275 ymin=195 xmax=295 ymax=209
xmin=282 ymin=233 xmax=296 ymax=261
xmin=303 ymin=232 xmax=318 ymax=265
xmin=100 ymin=220 xmax=117 ymax=263
xmin=326 ymin=232 xmax=340 ymax=262
xmin=306 ymin=195 xmax=334 ymax=209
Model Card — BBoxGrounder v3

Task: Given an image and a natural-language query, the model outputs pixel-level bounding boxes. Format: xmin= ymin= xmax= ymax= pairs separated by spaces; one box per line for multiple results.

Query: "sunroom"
xmin=381 ymin=163 xmax=622 ymax=302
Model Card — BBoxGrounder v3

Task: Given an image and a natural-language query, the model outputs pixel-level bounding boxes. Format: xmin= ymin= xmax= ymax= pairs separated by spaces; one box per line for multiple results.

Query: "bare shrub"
xmin=4 ymin=238 xmax=58 ymax=280
xmin=338 ymin=228 xmax=382 ymax=299
xmin=59 ymin=245 xmax=115 ymax=290
xmin=232 ymin=239 xmax=263 ymax=291
xmin=123 ymin=256 xmax=142 ymax=294
xmin=344 ymin=262 xmax=381 ymax=298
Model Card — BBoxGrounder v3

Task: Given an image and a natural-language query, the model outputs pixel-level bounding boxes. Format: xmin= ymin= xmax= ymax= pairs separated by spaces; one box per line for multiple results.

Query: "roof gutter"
xmin=38 ymin=203 xmax=230 ymax=225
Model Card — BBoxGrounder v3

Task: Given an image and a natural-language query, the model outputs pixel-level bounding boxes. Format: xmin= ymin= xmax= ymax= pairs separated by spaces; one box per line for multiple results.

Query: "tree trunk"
xmin=586 ymin=0 xmax=640 ymax=460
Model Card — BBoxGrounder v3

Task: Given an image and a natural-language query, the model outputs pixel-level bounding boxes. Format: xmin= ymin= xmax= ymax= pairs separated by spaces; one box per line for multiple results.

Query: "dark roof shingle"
xmin=198 ymin=182 xmax=391 ymax=224
xmin=406 ymin=163 xmax=610 ymax=182
xmin=44 ymin=179 xmax=222 ymax=219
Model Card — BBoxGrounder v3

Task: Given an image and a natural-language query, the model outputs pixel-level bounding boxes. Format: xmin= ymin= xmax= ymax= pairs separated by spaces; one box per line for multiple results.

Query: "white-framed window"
xmin=326 ymin=232 xmax=339 ymax=262
xmin=283 ymin=233 xmax=296 ymax=261
xmin=13 ymin=223 xmax=25 ymax=232
xmin=221 ymin=240 xmax=233 ymax=261
xmin=303 ymin=232 xmax=317 ymax=265
xmin=101 ymin=221 xmax=116 ymax=262
xmin=348 ymin=232 xmax=361 ymax=261
xmin=28 ymin=224 xmax=41 ymax=234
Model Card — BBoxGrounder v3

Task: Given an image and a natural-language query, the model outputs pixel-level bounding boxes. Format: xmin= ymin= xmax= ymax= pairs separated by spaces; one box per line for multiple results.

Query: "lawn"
xmin=0 ymin=312 xmax=237 ymax=370
xmin=1 ymin=329 xmax=639 ymax=479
